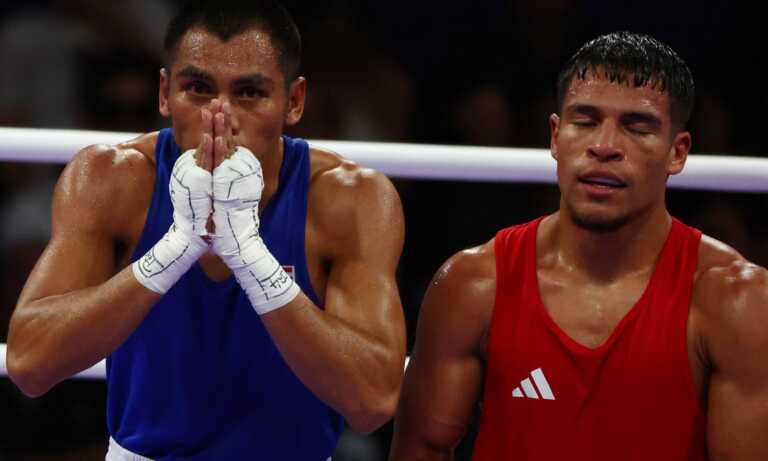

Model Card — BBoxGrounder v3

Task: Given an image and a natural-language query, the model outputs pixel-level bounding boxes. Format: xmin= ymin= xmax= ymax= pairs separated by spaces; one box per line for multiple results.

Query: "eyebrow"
xmin=174 ymin=66 xmax=274 ymax=88
xmin=620 ymin=111 xmax=662 ymax=128
xmin=232 ymin=74 xmax=274 ymax=89
xmin=564 ymin=103 xmax=601 ymax=118
xmin=175 ymin=65 xmax=214 ymax=82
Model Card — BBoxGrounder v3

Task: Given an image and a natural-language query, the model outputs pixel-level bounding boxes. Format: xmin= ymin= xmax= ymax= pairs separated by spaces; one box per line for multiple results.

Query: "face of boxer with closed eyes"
xmin=549 ymin=70 xmax=691 ymax=232
xmin=159 ymin=26 xmax=305 ymax=158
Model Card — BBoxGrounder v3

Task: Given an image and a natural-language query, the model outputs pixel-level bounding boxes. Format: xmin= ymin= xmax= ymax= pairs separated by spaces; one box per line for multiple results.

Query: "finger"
xmin=206 ymin=98 xmax=221 ymax=169
xmin=222 ymin=101 xmax=235 ymax=152
xmin=210 ymin=98 xmax=222 ymax=116
xmin=214 ymin=111 xmax=228 ymax=167
xmin=215 ymin=131 xmax=228 ymax=167
xmin=201 ymin=133 xmax=213 ymax=172
xmin=197 ymin=108 xmax=214 ymax=172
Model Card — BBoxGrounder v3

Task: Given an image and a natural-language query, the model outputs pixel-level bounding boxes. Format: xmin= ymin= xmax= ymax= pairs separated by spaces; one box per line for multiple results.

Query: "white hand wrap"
xmin=132 ymin=149 xmax=211 ymax=294
xmin=212 ymin=146 xmax=300 ymax=315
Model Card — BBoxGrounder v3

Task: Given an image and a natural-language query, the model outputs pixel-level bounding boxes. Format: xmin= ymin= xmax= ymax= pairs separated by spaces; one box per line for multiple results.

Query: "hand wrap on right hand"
xmin=212 ymin=147 xmax=300 ymax=315
xmin=132 ymin=150 xmax=211 ymax=294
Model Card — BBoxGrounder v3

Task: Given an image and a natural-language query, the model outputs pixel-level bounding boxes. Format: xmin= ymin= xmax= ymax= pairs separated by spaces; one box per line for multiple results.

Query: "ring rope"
xmin=2 ymin=127 xmax=768 ymax=191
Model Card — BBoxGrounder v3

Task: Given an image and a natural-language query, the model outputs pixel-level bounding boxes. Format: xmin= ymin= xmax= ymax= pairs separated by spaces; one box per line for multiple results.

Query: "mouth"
xmin=578 ymin=175 xmax=627 ymax=189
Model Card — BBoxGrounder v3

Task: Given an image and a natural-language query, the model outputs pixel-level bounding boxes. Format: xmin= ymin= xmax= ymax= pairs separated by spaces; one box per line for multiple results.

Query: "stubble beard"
xmin=565 ymin=200 xmax=632 ymax=233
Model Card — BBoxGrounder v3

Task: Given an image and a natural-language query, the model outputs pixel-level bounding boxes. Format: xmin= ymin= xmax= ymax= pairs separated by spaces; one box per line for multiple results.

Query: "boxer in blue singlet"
xmin=6 ymin=1 xmax=406 ymax=459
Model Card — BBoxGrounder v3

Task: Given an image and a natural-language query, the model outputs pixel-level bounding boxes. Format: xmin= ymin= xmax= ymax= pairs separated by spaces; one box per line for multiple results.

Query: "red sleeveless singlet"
xmin=472 ymin=217 xmax=706 ymax=460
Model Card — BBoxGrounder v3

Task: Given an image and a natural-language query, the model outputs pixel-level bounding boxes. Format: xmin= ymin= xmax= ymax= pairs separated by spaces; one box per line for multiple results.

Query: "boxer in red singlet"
xmin=390 ymin=31 xmax=768 ymax=461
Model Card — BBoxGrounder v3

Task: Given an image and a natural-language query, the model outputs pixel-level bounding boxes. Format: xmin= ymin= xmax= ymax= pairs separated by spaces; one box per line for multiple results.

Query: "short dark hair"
xmin=164 ymin=0 xmax=301 ymax=82
xmin=556 ymin=31 xmax=695 ymax=131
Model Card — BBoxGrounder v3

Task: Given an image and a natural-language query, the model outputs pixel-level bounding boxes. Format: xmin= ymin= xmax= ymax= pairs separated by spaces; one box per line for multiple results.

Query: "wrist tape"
xmin=212 ymin=147 xmax=300 ymax=314
xmin=132 ymin=149 xmax=211 ymax=294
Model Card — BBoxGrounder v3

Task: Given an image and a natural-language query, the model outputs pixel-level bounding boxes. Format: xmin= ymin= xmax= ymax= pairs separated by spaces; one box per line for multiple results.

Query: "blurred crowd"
xmin=0 ymin=1 xmax=766 ymax=459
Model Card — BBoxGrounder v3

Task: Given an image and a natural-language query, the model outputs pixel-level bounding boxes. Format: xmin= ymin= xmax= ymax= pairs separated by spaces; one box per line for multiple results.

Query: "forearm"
xmin=7 ymin=267 xmax=160 ymax=396
xmin=391 ymin=418 xmax=455 ymax=461
xmin=262 ymin=293 xmax=404 ymax=433
xmin=389 ymin=390 xmax=464 ymax=460
xmin=390 ymin=410 xmax=458 ymax=460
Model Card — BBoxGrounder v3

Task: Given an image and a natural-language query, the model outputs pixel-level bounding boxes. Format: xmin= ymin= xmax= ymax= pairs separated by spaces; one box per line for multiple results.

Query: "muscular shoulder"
xmin=308 ymin=146 xmax=399 ymax=213
xmin=693 ymin=235 xmax=768 ymax=373
xmin=64 ymin=132 xmax=157 ymax=189
xmin=55 ymin=132 xmax=158 ymax=236
xmin=419 ymin=240 xmax=497 ymax=356
xmin=431 ymin=241 xmax=497 ymax=305
xmin=694 ymin=235 xmax=767 ymax=306
xmin=307 ymin=146 xmax=403 ymax=251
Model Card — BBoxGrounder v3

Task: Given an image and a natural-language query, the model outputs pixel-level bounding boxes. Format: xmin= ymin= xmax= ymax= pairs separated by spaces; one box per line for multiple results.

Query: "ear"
xmin=667 ymin=130 xmax=691 ymax=176
xmin=159 ymin=68 xmax=171 ymax=118
xmin=549 ymin=113 xmax=561 ymax=161
xmin=284 ymin=76 xmax=307 ymax=126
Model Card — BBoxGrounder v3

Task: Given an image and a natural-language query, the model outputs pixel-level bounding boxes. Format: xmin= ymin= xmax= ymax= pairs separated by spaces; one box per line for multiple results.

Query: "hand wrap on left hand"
xmin=212 ymin=146 xmax=300 ymax=315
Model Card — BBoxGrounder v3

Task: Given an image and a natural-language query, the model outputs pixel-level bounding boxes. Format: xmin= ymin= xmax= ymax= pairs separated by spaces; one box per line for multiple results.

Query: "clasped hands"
xmin=170 ymin=99 xmax=263 ymax=259
xmin=158 ymin=99 xmax=298 ymax=312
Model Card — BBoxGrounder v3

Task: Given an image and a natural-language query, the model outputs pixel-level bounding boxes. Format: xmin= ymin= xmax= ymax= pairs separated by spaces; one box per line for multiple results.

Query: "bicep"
xmin=702 ymin=264 xmax=768 ymax=460
xmin=394 ymin=333 xmax=484 ymax=456
xmin=16 ymin=152 xmax=121 ymax=307
xmin=321 ymin=170 xmax=404 ymax=344
xmin=18 ymin=229 xmax=115 ymax=306
xmin=392 ymin=249 xmax=494 ymax=458
xmin=707 ymin=375 xmax=768 ymax=460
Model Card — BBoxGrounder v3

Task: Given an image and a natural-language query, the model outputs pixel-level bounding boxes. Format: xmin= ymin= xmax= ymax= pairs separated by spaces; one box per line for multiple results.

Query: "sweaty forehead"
xmin=173 ymin=27 xmax=281 ymax=76
xmin=564 ymin=73 xmax=671 ymax=118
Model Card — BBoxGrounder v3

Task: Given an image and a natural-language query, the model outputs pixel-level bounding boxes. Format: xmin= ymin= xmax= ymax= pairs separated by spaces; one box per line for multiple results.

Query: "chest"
xmin=537 ymin=270 xmax=651 ymax=349
xmin=487 ymin=263 xmax=704 ymax=405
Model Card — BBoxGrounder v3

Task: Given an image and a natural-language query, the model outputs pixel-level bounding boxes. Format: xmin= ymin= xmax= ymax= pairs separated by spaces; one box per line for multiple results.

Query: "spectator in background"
xmin=0 ymin=0 xmax=173 ymax=129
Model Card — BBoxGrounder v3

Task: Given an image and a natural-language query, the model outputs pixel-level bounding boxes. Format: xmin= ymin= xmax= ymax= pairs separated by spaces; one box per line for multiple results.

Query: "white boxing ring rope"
xmin=0 ymin=126 xmax=767 ymax=381
xmin=2 ymin=127 xmax=768 ymax=191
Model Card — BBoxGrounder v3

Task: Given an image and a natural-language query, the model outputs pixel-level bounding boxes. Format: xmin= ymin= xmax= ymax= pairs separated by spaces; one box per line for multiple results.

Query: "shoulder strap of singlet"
xmin=646 ymin=218 xmax=702 ymax=306
xmin=494 ymin=217 xmax=544 ymax=292
xmin=260 ymin=135 xmax=307 ymax=223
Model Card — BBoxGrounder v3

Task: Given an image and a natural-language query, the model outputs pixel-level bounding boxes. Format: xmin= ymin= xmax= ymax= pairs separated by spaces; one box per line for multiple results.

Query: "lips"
xmin=578 ymin=173 xmax=627 ymax=188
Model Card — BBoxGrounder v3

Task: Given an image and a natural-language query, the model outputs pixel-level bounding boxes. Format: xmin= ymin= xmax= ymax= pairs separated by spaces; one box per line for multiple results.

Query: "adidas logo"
xmin=511 ymin=368 xmax=556 ymax=400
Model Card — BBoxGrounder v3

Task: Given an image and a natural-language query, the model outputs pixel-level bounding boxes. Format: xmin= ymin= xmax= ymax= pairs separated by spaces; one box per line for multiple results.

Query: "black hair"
xmin=556 ymin=31 xmax=695 ymax=130
xmin=164 ymin=0 xmax=301 ymax=82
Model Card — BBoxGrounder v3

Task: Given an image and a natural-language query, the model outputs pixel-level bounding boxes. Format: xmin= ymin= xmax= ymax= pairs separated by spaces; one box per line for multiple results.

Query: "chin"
xmin=567 ymin=203 xmax=631 ymax=233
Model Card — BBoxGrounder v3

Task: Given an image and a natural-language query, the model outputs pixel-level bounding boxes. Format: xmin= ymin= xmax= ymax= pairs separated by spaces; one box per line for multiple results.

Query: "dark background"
xmin=0 ymin=1 xmax=765 ymax=459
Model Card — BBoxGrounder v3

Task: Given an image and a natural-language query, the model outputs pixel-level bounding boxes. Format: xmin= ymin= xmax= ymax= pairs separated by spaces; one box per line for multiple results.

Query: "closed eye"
xmin=626 ymin=125 xmax=651 ymax=135
xmin=621 ymin=113 xmax=661 ymax=135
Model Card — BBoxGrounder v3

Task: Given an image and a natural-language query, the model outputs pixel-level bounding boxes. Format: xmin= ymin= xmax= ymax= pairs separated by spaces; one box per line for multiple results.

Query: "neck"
xmin=548 ymin=205 xmax=672 ymax=283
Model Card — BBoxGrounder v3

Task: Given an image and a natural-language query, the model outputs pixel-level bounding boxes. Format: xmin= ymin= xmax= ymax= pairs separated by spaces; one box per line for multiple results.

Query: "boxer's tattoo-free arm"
xmin=258 ymin=163 xmax=406 ymax=434
xmin=6 ymin=145 xmax=161 ymax=397
xmin=390 ymin=243 xmax=495 ymax=459
xmin=699 ymin=260 xmax=768 ymax=460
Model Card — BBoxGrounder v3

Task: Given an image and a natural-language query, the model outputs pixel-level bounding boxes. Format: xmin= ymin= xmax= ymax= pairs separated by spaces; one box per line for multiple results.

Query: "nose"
xmin=587 ymin=120 xmax=624 ymax=161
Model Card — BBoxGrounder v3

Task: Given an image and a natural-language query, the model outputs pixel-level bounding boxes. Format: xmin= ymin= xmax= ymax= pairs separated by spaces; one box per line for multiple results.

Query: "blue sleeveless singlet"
xmin=106 ymin=129 xmax=344 ymax=460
